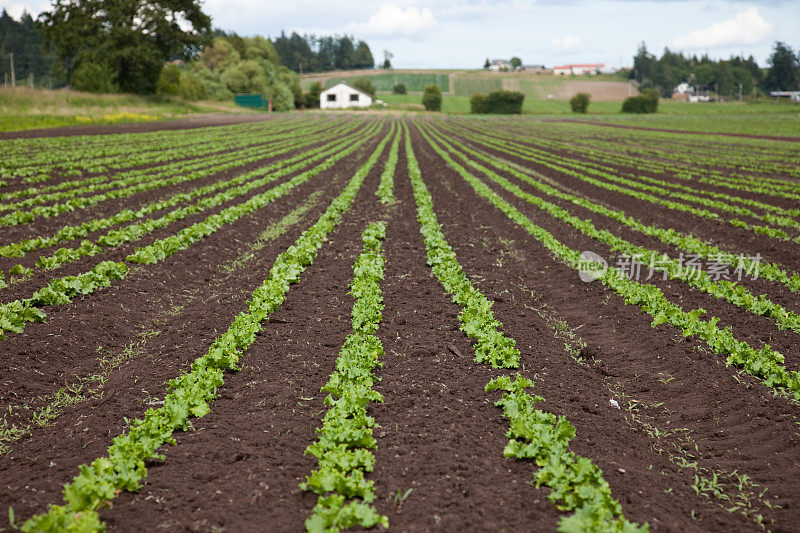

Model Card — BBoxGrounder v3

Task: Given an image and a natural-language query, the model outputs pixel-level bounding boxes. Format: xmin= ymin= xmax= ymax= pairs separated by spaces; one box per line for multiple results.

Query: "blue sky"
xmin=2 ymin=0 xmax=798 ymax=68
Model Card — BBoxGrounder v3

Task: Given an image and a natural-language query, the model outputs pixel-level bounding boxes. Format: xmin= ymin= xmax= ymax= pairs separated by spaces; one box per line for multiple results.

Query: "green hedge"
xmin=470 ymin=90 xmax=524 ymax=114
xmin=622 ymin=88 xmax=659 ymax=113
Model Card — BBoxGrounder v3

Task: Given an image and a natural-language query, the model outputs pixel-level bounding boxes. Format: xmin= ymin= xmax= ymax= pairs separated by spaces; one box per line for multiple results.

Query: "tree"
xmin=0 ymin=10 xmax=60 ymax=86
xmin=304 ymin=81 xmax=322 ymax=108
xmin=569 ymin=93 xmax=590 ymax=113
xmin=221 ymin=60 xmax=269 ymax=94
xmin=191 ymin=34 xmax=300 ymax=109
xmin=510 ymin=57 xmax=522 ymax=70
xmin=483 ymin=58 xmax=490 ymax=69
xmin=422 ymin=85 xmax=442 ymax=111
xmin=716 ymin=61 xmax=734 ymax=96
xmin=383 ymin=49 xmax=393 ymax=69
xmin=201 ymin=38 xmax=241 ymax=73
xmin=38 ymin=0 xmax=212 ymax=94
xmin=632 ymin=41 xmax=655 ymax=84
xmin=352 ymin=40 xmax=374 ymax=69
xmin=352 ymin=78 xmax=376 ymax=97
xmin=764 ymin=41 xmax=800 ymax=91
xmin=693 ymin=63 xmax=715 ymax=88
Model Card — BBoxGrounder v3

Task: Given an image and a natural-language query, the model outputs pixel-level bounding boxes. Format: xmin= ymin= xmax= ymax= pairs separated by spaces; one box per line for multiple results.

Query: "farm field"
xmin=300 ymin=69 xmax=633 ymax=103
xmin=1 ymin=113 xmax=799 ymax=532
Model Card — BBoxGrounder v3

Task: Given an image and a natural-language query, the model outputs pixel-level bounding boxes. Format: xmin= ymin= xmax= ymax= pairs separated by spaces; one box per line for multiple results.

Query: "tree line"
xmin=272 ymin=31 xmax=374 ymax=73
xmin=630 ymin=41 xmax=800 ymax=97
xmin=0 ymin=10 xmax=56 ymax=86
xmin=0 ymin=4 xmax=375 ymax=97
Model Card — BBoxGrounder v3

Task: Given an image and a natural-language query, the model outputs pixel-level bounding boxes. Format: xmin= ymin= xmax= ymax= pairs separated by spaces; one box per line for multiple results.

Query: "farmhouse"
xmin=553 ymin=63 xmax=606 ymax=76
xmin=488 ymin=59 xmax=512 ymax=71
xmin=319 ymin=82 xmax=373 ymax=110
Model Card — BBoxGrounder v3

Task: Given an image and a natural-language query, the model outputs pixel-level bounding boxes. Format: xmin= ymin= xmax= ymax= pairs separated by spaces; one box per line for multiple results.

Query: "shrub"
xmin=304 ymin=81 xmax=322 ymax=108
xmin=71 ymin=60 xmax=117 ymax=94
xmin=470 ymin=90 xmax=524 ymax=114
xmin=641 ymin=88 xmax=659 ymax=112
xmin=621 ymin=96 xmax=646 ymax=113
xmin=470 ymin=93 xmax=490 ymax=113
xmin=622 ymin=89 xmax=659 ymax=114
xmin=352 ymin=78 xmax=376 ymax=98
xmin=393 ymin=83 xmax=407 ymax=94
xmin=569 ymin=92 xmax=590 ymax=113
xmin=486 ymin=90 xmax=524 ymax=114
xmin=422 ymin=85 xmax=442 ymax=111
xmin=156 ymin=64 xmax=181 ymax=96
xmin=179 ymin=72 xmax=205 ymax=100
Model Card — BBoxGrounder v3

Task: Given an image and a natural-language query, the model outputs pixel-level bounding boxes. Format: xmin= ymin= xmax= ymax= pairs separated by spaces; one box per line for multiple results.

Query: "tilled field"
xmin=1 ymin=114 xmax=799 ymax=532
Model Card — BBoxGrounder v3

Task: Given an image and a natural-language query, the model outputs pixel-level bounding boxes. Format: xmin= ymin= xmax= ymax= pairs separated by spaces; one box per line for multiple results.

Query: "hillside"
xmin=300 ymin=69 xmax=637 ymax=101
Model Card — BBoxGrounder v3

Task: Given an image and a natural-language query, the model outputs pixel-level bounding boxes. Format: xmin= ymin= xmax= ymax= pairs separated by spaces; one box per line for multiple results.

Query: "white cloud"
xmin=550 ymin=36 xmax=584 ymax=53
xmin=671 ymin=7 xmax=772 ymax=49
xmin=348 ymin=4 xmax=437 ymax=38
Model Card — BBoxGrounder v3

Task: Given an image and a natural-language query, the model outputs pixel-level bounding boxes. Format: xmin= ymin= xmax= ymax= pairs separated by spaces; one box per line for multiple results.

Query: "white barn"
xmin=319 ymin=82 xmax=373 ymax=109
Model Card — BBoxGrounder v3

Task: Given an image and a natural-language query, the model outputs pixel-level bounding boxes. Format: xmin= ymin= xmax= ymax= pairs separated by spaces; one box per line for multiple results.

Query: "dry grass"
xmin=0 ymin=87 xmax=251 ymax=132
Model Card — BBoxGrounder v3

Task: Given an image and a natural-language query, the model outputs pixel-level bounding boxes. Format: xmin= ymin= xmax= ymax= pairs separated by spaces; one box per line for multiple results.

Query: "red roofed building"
xmin=553 ymin=64 xmax=605 ymax=76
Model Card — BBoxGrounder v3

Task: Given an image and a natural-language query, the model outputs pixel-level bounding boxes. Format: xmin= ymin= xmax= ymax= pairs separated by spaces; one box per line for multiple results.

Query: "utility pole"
xmin=29 ymin=72 xmax=34 ymax=89
xmin=628 ymin=80 xmax=632 ymax=96
xmin=9 ymin=52 xmax=15 ymax=87
xmin=298 ymin=62 xmax=302 ymax=75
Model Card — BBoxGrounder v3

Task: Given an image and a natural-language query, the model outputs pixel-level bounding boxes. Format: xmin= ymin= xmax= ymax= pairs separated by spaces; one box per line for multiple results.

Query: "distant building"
xmin=523 ymin=64 xmax=547 ymax=72
xmin=770 ymin=91 xmax=800 ymax=103
xmin=672 ymin=82 xmax=710 ymax=102
xmin=319 ymin=82 xmax=373 ymax=110
xmin=553 ymin=64 xmax=605 ymax=76
xmin=488 ymin=59 xmax=512 ymax=71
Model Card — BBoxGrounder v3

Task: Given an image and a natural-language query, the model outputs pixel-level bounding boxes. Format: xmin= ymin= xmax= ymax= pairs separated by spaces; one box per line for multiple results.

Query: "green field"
xmin=303 ymin=72 xmax=451 ymax=92
xmin=379 ymin=93 xmax=624 ymax=114
xmin=379 ymin=93 xmax=800 ymax=124
xmin=583 ymin=102 xmax=800 ymax=136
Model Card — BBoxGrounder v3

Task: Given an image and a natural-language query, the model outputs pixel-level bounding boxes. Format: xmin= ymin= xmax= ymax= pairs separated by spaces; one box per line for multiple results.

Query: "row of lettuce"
xmin=20 ymin=119 xmax=394 ymax=533
xmin=420 ymin=120 xmax=800 ymax=401
xmin=17 ymin=121 xmax=648 ymax=532
xmin=0 ymin=119 xmax=304 ymax=182
xmin=0 ymin=121 xmax=382 ymax=337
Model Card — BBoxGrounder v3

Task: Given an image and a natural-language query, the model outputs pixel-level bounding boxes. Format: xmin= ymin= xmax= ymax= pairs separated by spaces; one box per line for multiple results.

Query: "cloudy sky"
xmin=2 ymin=0 xmax=798 ymax=68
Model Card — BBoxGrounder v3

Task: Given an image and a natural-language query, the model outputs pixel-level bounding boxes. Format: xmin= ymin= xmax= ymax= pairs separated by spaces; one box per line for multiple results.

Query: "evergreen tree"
xmin=764 ymin=41 xmax=800 ymax=91
xmin=0 ymin=9 xmax=59 ymax=86
xmin=271 ymin=32 xmax=375 ymax=73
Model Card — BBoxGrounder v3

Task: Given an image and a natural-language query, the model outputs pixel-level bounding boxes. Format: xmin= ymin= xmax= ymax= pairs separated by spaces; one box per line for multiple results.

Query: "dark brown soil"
xmin=1 ymin=115 xmax=799 ymax=532
xmin=0 ymin=113 xmax=274 ymax=140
